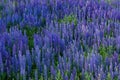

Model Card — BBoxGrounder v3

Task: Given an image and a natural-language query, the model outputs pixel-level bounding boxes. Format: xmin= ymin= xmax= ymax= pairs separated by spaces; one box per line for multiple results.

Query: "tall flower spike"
xmin=26 ymin=50 xmax=32 ymax=74
xmin=0 ymin=52 xmax=3 ymax=73
xmin=35 ymin=45 xmax=41 ymax=73
xmin=18 ymin=51 xmax=26 ymax=80
xmin=44 ymin=64 xmax=47 ymax=80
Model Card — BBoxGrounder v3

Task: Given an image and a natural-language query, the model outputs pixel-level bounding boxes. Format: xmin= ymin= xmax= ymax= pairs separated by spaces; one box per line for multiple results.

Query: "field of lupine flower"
xmin=0 ymin=0 xmax=120 ymax=80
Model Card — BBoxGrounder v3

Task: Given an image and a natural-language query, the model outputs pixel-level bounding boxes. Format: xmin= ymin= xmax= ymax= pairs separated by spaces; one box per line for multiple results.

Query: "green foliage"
xmin=56 ymin=70 xmax=63 ymax=80
xmin=99 ymin=45 xmax=114 ymax=60
xmin=106 ymin=73 xmax=112 ymax=80
xmin=0 ymin=4 xmax=3 ymax=11
xmin=87 ymin=18 xmax=92 ymax=23
xmin=0 ymin=72 xmax=20 ymax=80
xmin=104 ymin=31 xmax=114 ymax=38
xmin=0 ymin=5 xmax=2 ymax=18
xmin=84 ymin=52 xmax=88 ymax=58
xmin=85 ymin=72 xmax=91 ymax=80
xmin=99 ymin=45 xmax=108 ymax=60
xmin=59 ymin=14 xmax=77 ymax=26
xmin=76 ymin=71 xmax=82 ymax=80
xmin=106 ymin=0 xmax=112 ymax=3
xmin=54 ymin=54 xmax=59 ymax=67
xmin=7 ymin=22 xmax=13 ymax=31
xmin=64 ymin=70 xmax=68 ymax=76
xmin=22 ymin=27 xmax=39 ymax=50
xmin=118 ymin=55 xmax=120 ymax=62
xmin=114 ymin=76 xmax=118 ymax=80
xmin=41 ymin=18 xmax=46 ymax=27
xmin=0 ymin=72 xmax=7 ymax=80
xmin=39 ymin=75 xmax=43 ymax=80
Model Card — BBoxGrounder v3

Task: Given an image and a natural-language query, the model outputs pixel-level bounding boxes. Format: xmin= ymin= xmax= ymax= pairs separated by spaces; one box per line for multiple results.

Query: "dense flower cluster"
xmin=0 ymin=0 xmax=120 ymax=80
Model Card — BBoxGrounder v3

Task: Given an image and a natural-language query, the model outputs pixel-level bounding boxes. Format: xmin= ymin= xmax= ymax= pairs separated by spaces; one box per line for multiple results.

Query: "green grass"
xmin=98 ymin=45 xmax=115 ymax=60
xmin=58 ymin=14 xmax=78 ymax=26
xmin=22 ymin=27 xmax=39 ymax=50
xmin=56 ymin=70 xmax=63 ymax=80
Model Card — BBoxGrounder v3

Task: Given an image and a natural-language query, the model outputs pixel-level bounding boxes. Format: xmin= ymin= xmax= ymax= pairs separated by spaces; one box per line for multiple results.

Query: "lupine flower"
xmin=26 ymin=50 xmax=32 ymax=74
xmin=18 ymin=51 xmax=26 ymax=78
xmin=0 ymin=52 xmax=3 ymax=73
xmin=0 ymin=0 xmax=120 ymax=79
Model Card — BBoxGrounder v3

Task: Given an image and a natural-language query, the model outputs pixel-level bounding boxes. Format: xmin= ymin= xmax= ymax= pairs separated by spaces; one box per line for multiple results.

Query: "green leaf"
xmin=59 ymin=14 xmax=77 ymax=26
xmin=106 ymin=73 xmax=112 ymax=80
xmin=56 ymin=70 xmax=63 ymax=80
xmin=85 ymin=72 xmax=91 ymax=80
xmin=22 ymin=26 xmax=39 ymax=50
xmin=99 ymin=45 xmax=108 ymax=60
